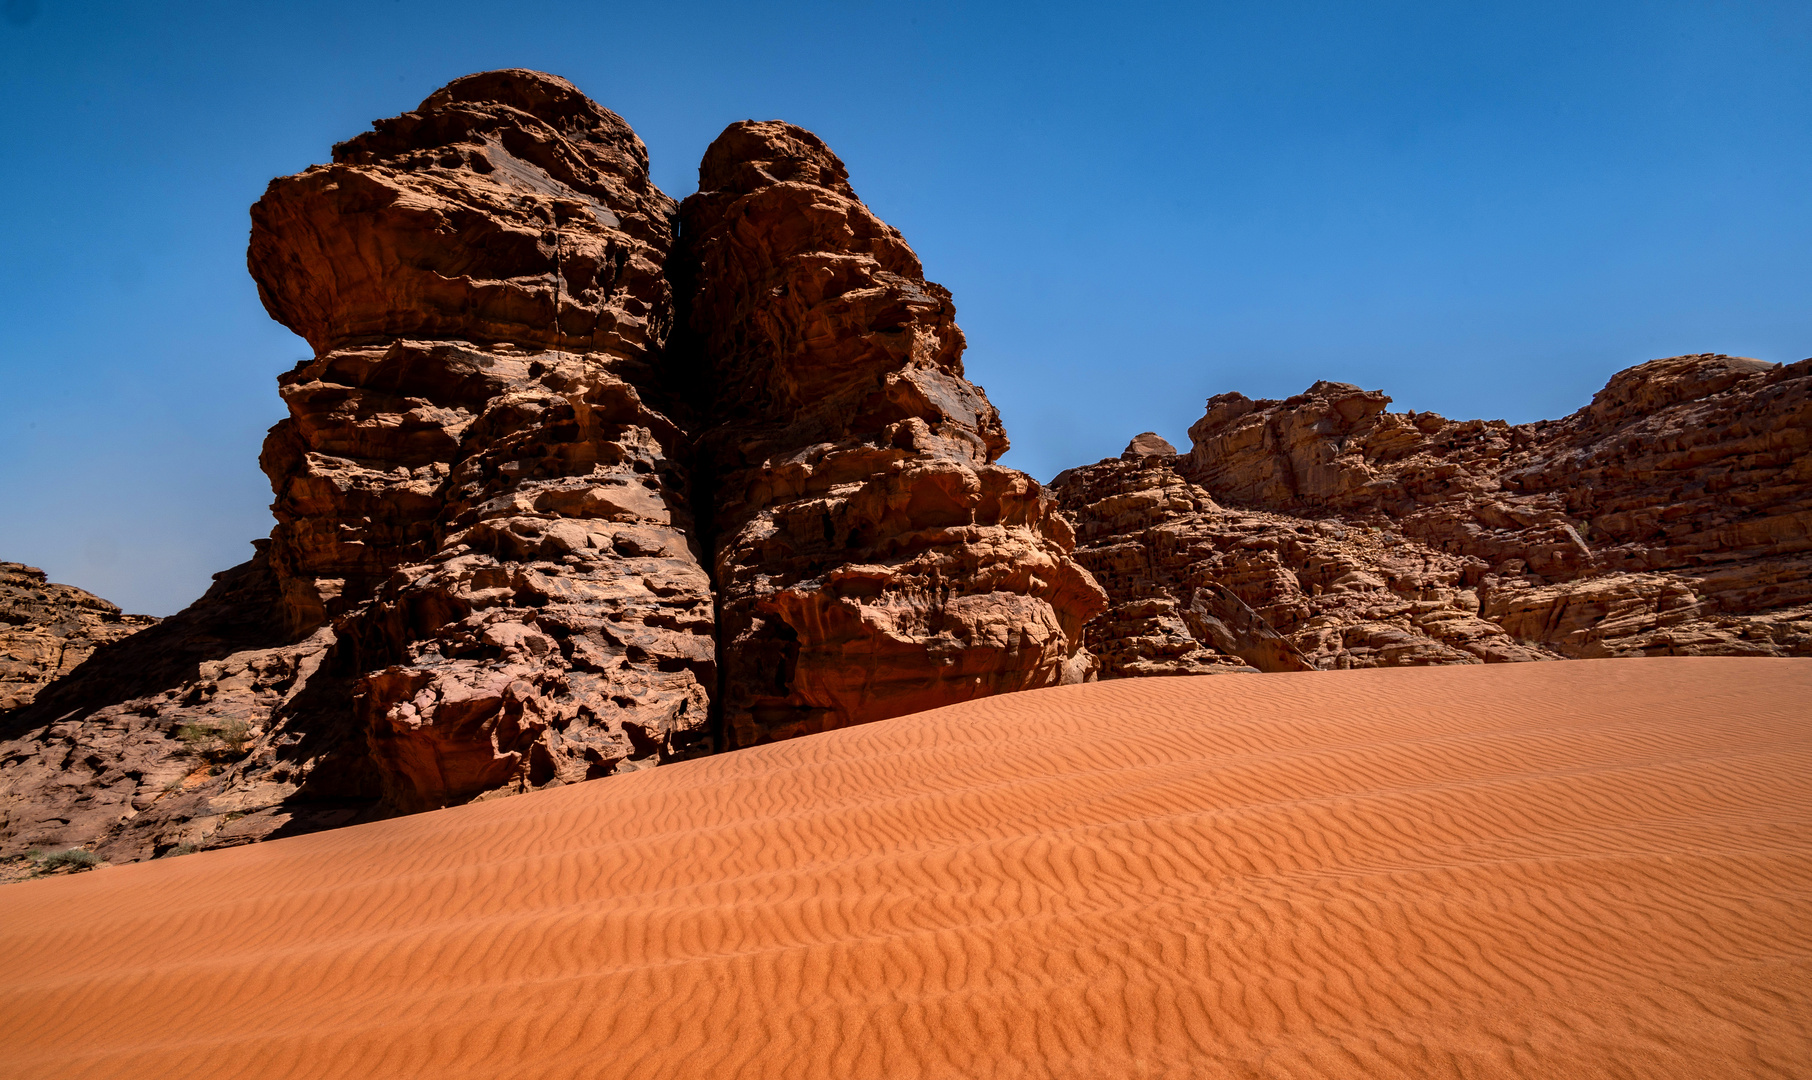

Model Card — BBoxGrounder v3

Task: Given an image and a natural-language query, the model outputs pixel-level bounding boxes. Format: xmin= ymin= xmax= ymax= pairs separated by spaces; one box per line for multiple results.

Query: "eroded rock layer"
xmin=1057 ymin=354 xmax=1811 ymax=672
xmin=679 ymin=122 xmax=1105 ymax=747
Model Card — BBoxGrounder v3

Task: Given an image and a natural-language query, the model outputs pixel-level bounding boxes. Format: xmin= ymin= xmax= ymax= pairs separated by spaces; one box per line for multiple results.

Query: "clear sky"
xmin=2 ymin=0 xmax=1808 ymax=615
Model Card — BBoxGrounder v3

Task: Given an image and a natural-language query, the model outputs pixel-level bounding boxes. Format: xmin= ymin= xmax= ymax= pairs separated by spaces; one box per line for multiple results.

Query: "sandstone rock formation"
xmin=1057 ymin=354 xmax=1811 ymax=672
xmin=1 ymin=73 xmax=1107 ymax=875
xmin=1055 ymin=451 xmax=1552 ymax=674
xmin=0 ymin=548 xmax=331 ymax=882
xmin=677 ymin=121 xmax=1105 ymax=747
xmin=0 ymin=564 xmax=155 ymax=712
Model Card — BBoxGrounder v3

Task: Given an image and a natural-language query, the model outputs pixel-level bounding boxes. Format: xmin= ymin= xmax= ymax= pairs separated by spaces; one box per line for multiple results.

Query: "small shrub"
xmin=162 ymin=843 xmax=199 ymax=858
xmin=218 ymin=719 xmax=252 ymax=753
xmin=34 ymin=848 xmax=101 ymax=872
xmin=174 ymin=720 xmax=254 ymax=757
xmin=175 ymin=722 xmax=216 ymax=747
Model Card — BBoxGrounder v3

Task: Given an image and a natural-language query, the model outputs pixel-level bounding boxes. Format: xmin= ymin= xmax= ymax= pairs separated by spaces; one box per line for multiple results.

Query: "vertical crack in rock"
xmin=677 ymin=121 xmax=1106 ymax=747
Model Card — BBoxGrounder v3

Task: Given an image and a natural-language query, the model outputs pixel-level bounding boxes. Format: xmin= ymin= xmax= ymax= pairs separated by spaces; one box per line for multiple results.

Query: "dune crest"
xmin=3 ymin=657 xmax=1809 ymax=1079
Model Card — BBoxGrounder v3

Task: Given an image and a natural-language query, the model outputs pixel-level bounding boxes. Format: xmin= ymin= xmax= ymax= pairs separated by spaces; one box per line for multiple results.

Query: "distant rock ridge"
xmin=1054 ymin=353 xmax=1811 ymax=673
xmin=0 ymin=564 xmax=155 ymax=713
xmin=0 ymin=70 xmax=1102 ymax=874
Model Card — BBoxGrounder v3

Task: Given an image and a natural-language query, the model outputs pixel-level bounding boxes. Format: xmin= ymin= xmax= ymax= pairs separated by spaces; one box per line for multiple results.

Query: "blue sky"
xmin=2 ymin=0 xmax=1808 ymax=615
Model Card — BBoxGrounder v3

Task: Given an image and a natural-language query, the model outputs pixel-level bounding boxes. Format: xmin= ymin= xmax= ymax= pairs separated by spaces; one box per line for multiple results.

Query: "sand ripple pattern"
xmin=2 ymin=657 xmax=1810 ymax=1078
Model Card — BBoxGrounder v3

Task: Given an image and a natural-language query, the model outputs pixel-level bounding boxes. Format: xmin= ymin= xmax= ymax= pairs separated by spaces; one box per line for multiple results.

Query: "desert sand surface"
xmin=2 ymin=657 xmax=1810 ymax=1079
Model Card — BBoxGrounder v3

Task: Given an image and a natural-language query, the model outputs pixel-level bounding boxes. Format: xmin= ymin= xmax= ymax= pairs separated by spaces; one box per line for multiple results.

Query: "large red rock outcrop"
xmin=0 ymin=564 xmax=155 ymax=712
xmin=1057 ymin=354 xmax=1811 ymax=670
xmin=1 ymin=71 xmax=717 ymax=872
xmin=678 ymin=122 xmax=1105 ymax=747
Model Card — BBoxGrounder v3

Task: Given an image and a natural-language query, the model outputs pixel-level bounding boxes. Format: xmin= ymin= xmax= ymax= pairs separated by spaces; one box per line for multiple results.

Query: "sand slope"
xmin=2 ymin=658 xmax=1810 ymax=1079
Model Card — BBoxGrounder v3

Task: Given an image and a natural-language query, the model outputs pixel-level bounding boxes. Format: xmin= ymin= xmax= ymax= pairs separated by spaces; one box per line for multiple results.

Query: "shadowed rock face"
xmin=678 ymin=121 xmax=1105 ymax=747
xmin=1057 ymin=354 xmax=1812 ymax=671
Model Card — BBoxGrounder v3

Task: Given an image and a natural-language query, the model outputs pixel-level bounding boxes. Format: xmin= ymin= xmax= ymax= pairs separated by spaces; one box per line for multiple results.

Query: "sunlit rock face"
xmin=678 ymin=120 xmax=1105 ymax=748
xmin=0 ymin=563 xmax=156 ymax=713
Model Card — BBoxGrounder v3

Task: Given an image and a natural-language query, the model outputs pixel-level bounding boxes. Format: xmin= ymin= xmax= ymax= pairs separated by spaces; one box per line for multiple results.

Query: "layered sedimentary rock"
xmin=0 ymin=564 xmax=155 ymax=712
xmin=1057 ymin=354 xmax=1812 ymax=671
xmin=678 ymin=122 xmax=1105 ymax=747
xmin=1056 ymin=450 xmax=1552 ymax=674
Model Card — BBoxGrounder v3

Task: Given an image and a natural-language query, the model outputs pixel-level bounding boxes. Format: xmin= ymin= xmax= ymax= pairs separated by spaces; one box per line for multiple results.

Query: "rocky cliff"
xmin=1056 ymin=354 xmax=1811 ymax=671
xmin=0 ymin=71 xmax=1104 ymax=875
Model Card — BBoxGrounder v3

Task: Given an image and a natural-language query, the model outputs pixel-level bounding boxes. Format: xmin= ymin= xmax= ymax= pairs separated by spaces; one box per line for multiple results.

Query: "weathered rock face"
xmin=1058 ymin=354 xmax=1811 ymax=671
xmin=250 ymin=69 xmax=676 ymax=362
xmin=678 ymin=121 xmax=1105 ymax=747
xmin=0 ymin=549 xmax=337 ymax=882
xmin=0 ymin=564 xmax=155 ymax=712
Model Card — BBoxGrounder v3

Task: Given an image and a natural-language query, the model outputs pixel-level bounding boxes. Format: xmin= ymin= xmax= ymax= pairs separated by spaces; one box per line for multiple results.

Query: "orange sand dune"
xmin=3 ymin=658 xmax=1811 ymax=1079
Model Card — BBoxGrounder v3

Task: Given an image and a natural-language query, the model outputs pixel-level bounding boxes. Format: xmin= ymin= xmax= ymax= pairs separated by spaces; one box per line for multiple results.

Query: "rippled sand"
xmin=2 ymin=657 xmax=1810 ymax=1079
